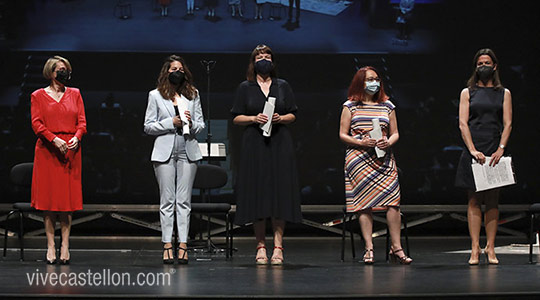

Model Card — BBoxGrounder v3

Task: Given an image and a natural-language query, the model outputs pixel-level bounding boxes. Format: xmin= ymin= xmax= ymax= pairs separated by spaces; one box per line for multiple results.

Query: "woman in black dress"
xmin=231 ymin=44 xmax=302 ymax=265
xmin=455 ymin=48 xmax=512 ymax=265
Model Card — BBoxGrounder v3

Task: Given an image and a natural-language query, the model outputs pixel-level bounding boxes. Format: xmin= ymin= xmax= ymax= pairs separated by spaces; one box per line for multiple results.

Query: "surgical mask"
xmin=55 ymin=70 xmax=71 ymax=85
xmin=168 ymin=71 xmax=185 ymax=85
xmin=477 ymin=65 xmax=494 ymax=84
xmin=364 ymin=80 xmax=380 ymax=95
xmin=254 ymin=59 xmax=273 ymax=75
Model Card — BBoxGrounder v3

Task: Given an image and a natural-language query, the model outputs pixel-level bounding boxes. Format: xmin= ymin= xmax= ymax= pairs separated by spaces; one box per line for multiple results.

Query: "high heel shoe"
xmin=178 ymin=246 xmax=188 ymax=265
xmin=270 ymin=246 xmax=284 ymax=265
xmin=389 ymin=248 xmax=412 ymax=265
xmin=255 ymin=246 xmax=268 ymax=265
xmin=468 ymin=248 xmax=481 ymax=265
xmin=46 ymin=247 xmax=57 ymax=265
xmin=363 ymin=249 xmax=374 ymax=265
xmin=163 ymin=246 xmax=174 ymax=264
xmin=484 ymin=248 xmax=499 ymax=265
xmin=59 ymin=246 xmax=70 ymax=265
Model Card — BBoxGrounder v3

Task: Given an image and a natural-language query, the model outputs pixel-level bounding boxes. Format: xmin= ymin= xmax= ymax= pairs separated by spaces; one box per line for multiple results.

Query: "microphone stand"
xmin=197 ymin=60 xmax=224 ymax=256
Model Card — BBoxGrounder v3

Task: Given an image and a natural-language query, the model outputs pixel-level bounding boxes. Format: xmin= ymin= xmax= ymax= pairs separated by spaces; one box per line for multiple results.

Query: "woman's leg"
xmin=386 ymin=206 xmax=412 ymax=263
xmin=254 ymin=219 xmax=267 ymax=261
xmin=175 ymin=159 xmax=197 ymax=260
xmin=358 ymin=209 xmax=373 ymax=250
xmin=43 ymin=211 xmax=57 ymax=261
xmin=468 ymin=190 xmax=483 ymax=263
xmin=271 ymin=218 xmax=285 ymax=262
xmin=484 ymin=189 xmax=500 ymax=263
xmin=154 ymin=160 xmax=176 ymax=259
xmin=58 ymin=212 xmax=72 ymax=261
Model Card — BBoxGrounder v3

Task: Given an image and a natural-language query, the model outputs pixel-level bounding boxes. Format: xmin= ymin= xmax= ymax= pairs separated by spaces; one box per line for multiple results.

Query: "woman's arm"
xmin=489 ymin=88 xmax=513 ymax=166
xmin=458 ymin=88 xmax=485 ymax=164
xmin=377 ymin=110 xmax=399 ymax=150
xmin=189 ymin=92 xmax=205 ymax=135
xmin=143 ymin=92 xmax=175 ymax=136
xmin=339 ymin=106 xmax=376 ymax=148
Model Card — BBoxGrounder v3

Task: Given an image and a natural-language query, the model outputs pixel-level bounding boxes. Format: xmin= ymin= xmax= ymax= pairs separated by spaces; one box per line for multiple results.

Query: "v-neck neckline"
xmin=43 ymin=87 xmax=67 ymax=103
xmin=257 ymin=79 xmax=273 ymax=99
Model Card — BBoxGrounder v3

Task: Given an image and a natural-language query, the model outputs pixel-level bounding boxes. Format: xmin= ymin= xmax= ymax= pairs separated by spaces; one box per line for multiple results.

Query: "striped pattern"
xmin=343 ymin=100 xmax=401 ymax=212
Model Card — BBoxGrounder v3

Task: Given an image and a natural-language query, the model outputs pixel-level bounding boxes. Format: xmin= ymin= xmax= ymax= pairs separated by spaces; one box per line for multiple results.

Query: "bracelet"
xmin=499 ymin=144 xmax=505 ymax=149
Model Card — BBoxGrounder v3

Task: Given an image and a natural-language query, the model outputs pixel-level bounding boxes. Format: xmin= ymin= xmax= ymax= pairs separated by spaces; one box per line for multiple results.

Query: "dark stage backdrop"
xmin=1 ymin=0 xmax=539 ymax=207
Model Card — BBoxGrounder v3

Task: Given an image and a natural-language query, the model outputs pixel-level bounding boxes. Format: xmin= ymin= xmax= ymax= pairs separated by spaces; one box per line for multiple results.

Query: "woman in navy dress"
xmin=455 ymin=48 xmax=513 ymax=265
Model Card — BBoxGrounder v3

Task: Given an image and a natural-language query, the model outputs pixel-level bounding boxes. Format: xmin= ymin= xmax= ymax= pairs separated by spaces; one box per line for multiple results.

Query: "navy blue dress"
xmin=455 ymin=87 xmax=505 ymax=191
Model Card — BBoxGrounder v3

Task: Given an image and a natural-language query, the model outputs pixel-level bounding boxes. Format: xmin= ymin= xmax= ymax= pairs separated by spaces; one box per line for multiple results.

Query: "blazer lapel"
xmin=161 ymin=96 xmax=175 ymax=117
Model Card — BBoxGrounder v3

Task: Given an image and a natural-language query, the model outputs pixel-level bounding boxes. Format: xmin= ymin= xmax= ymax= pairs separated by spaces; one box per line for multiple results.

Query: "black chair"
xmin=3 ymin=162 xmax=36 ymax=261
xmin=190 ymin=164 xmax=232 ymax=258
xmin=341 ymin=207 xmax=410 ymax=262
xmin=529 ymin=203 xmax=540 ymax=264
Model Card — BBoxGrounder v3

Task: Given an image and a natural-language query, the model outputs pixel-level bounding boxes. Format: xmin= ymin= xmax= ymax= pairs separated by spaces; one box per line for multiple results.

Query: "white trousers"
xmin=153 ymin=136 xmax=197 ymax=243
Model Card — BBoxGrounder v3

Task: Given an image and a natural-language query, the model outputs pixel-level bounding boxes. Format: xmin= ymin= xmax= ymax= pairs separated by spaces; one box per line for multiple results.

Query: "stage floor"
xmin=1 ymin=236 xmax=539 ymax=299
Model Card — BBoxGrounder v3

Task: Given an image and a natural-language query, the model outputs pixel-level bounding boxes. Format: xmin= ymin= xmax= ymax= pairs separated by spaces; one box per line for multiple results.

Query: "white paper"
xmin=176 ymin=98 xmax=191 ymax=135
xmin=260 ymin=97 xmax=276 ymax=137
xmin=369 ymin=118 xmax=386 ymax=158
xmin=471 ymin=156 xmax=516 ymax=192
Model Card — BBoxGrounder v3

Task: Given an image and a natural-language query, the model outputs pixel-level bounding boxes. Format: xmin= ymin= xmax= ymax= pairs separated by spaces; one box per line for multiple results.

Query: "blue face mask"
xmin=364 ymin=80 xmax=380 ymax=95
xmin=255 ymin=59 xmax=273 ymax=75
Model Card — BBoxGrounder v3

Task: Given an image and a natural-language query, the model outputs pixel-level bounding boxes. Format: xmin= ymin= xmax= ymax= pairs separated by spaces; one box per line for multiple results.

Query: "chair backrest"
xmin=193 ymin=164 xmax=227 ymax=190
xmin=10 ymin=162 xmax=33 ymax=187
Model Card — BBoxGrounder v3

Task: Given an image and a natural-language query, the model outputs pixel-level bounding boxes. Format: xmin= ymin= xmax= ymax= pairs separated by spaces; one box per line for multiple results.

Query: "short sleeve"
xmin=343 ymin=100 xmax=356 ymax=112
xmin=384 ymin=100 xmax=396 ymax=112
xmin=280 ymin=80 xmax=298 ymax=115
xmin=231 ymin=81 xmax=248 ymax=116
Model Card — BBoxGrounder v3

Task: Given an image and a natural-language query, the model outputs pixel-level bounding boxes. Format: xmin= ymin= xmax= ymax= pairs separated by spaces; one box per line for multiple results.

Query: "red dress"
xmin=30 ymin=87 xmax=87 ymax=211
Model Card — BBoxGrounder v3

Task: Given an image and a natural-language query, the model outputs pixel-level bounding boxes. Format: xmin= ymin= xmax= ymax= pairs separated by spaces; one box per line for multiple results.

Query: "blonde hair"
xmin=42 ymin=56 xmax=72 ymax=80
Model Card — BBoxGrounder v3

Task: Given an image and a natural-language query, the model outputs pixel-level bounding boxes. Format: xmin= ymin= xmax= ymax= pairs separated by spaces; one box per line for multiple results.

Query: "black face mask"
xmin=254 ymin=59 xmax=273 ymax=75
xmin=55 ymin=70 xmax=71 ymax=85
xmin=168 ymin=71 xmax=185 ymax=85
xmin=477 ymin=65 xmax=494 ymax=84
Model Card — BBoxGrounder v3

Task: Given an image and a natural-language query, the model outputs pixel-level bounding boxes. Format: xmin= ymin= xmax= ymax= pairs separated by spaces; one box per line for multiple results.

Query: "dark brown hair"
xmin=347 ymin=66 xmax=389 ymax=103
xmin=156 ymin=55 xmax=197 ymax=100
xmin=246 ymin=44 xmax=277 ymax=82
xmin=467 ymin=48 xmax=503 ymax=91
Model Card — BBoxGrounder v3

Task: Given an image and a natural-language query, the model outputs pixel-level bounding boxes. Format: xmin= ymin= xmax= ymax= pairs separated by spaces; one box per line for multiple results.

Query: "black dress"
xmin=231 ymin=79 xmax=302 ymax=225
xmin=455 ymin=87 xmax=505 ymax=191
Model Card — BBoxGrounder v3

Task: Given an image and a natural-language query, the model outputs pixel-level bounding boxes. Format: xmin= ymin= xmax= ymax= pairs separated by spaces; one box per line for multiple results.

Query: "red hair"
xmin=347 ymin=66 xmax=389 ymax=103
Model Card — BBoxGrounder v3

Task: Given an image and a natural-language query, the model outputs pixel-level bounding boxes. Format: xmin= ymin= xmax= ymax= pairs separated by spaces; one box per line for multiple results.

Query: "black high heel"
xmin=178 ymin=246 xmax=188 ymax=265
xmin=389 ymin=248 xmax=412 ymax=265
xmin=163 ymin=246 xmax=174 ymax=264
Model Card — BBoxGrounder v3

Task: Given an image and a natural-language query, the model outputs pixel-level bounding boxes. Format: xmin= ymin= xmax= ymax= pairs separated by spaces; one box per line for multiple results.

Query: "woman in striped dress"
xmin=339 ymin=66 xmax=412 ymax=265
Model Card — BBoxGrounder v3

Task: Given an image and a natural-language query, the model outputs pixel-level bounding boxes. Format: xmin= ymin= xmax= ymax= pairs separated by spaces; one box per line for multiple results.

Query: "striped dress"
xmin=343 ymin=99 xmax=401 ymax=212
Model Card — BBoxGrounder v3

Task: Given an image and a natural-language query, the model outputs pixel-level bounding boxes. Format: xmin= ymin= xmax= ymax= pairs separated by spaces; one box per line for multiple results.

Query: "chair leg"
xmin=402 ymin=212 xmax=410 ymax=258
xmin=386 ymin=222 xmax=390 ymax=262
xmin=3 ymin=210 xmax=15 ymax=257
xmin=349 ymin=214 xmax=356 ymax=259
xmin=230 ymin=220 xmax=234 ymax=258
xmin=530 ymin=213 xmax=535 ymax=264
xmin=341 ymin=210 xmax=346 ymax=262
xmin=18 ymin=211 xmax=24 ymax=261
xmin=225 ymin=213 xmax=230 ymax=259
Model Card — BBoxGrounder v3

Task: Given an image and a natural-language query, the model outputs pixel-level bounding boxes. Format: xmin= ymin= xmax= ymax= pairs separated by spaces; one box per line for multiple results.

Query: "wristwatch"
xmin=499 ymin=144 xmax=505 ymax=149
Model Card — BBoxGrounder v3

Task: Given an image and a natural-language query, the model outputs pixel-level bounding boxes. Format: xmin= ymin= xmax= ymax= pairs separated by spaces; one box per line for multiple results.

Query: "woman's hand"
xmin=53 ymin=137 xmax=68 ymax=154
xmin=359 ymin=135 xmax=377 ymax=148
xmin=376 ymin=136 xmax=391 ymax=150
xmin=67 ymin=136 xmax=79 ymax=150
xmin=172 ymin=116 xmax=182 ymax=127
xmin=489 ymin=147 xmax=504 ymax=167
xmin=470 ymin=150 xmax=486 ymax=165
xmin=271 ymin=113 xmax=282 ymax=124
xmin=253 ymin=113 xmax=269 ymax=124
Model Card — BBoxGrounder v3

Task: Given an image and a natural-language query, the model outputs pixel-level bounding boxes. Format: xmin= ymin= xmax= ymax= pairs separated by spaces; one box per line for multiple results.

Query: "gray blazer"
xmin=144 ymin=89 xmax=204 ymax=162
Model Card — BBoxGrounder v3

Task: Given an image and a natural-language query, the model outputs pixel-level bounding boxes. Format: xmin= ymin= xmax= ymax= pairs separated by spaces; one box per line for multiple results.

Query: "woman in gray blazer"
xmin=144 ymin=55 xmax=204 ymax=264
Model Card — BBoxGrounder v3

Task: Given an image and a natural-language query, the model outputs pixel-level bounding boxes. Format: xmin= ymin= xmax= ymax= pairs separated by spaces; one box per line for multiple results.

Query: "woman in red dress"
xmin=30 ymin=56 xmax=87 ymax=264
